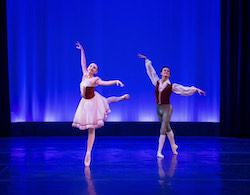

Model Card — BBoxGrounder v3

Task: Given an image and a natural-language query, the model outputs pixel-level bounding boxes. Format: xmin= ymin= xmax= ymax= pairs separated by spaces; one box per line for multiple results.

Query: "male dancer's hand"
xmin=138 ymin=53 xmax=147 ymax=60
xmin=197 ymin=88 xmax=206 ymax=96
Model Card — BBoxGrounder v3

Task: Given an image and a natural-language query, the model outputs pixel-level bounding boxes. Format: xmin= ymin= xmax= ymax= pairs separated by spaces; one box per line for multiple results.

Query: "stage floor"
xmin=0 ymin=136 xmax=250 ymax=195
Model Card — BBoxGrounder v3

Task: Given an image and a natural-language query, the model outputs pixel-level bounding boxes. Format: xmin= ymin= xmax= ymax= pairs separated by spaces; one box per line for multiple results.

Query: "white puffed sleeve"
xmin=172 ymin=83 xmax=197 ymax=96
xmin=93 ymin=76 xmax=101 ymax=86
xmin=145 ymin=59 xmax=160 ymax=86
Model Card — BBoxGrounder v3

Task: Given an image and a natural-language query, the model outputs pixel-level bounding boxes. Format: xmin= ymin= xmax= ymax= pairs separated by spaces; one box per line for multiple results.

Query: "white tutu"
xmin=72 ymin=91 xmax=111 ymax=130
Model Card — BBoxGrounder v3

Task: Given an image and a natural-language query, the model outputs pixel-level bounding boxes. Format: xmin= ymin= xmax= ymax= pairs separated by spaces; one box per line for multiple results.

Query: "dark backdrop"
xmin=0 ymin=0 xmax=10 ymax=137
xmin=221 ymin=0 xmax=250 ymax=137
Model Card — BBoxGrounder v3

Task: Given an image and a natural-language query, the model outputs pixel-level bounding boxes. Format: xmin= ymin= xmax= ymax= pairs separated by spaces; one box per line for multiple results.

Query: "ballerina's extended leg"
xmin=84 ymin=128 xmax=95 ymax=166
xmin=107 ymin=94 xmax=130 ymax=104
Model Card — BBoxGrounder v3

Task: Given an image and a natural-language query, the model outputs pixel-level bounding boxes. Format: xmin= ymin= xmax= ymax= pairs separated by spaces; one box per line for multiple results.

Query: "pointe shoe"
xmin=157 ymin=152 xmax=164 ymax=158
xmin=171 ymin=145 xmax=178 ymax=155
xmin=120 ymin=94 xmax=130 ymax=100
xmin=84 ymin=152 xmax=91 ymax=167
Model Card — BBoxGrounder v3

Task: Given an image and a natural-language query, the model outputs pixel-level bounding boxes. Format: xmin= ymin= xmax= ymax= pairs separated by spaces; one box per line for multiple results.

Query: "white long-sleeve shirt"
xmin=145 ymin=59 xmax=197 ymax=102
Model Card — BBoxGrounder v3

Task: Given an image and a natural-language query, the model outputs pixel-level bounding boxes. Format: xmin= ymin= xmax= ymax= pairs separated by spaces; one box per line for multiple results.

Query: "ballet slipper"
xmin=166 ymin=131 xmax=178 ymax=155
xmin=84 ymin=152 xmax=91 ymax=167
xmin=120 ymin=94 xmax=130 ymax=100
xmin=171 ymin=144 xmax=178 ymax=155
xmin=157 ymin=152 xmax=164 ymax=158
xmin=157 ymin=135 xmax=166 ymax=158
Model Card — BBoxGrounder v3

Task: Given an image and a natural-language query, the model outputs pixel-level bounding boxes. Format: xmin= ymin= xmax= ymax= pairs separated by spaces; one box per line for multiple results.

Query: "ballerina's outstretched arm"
xmin=98 ymin=80 xmax=124 ymax=87
xmin=76 ymin=41 xmax=87 ymax=75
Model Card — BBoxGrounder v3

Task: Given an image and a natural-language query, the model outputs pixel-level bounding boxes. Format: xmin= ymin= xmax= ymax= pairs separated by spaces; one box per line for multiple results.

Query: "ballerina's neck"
xmin=84 ymin=73 xmax=94 ymax=79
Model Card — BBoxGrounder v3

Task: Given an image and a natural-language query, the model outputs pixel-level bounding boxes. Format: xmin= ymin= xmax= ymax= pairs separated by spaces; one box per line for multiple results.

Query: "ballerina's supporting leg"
xmin=107 ymin=94 xmax=130 ymax=104
xmin=84 ymin=128 xmax=95 ymax=166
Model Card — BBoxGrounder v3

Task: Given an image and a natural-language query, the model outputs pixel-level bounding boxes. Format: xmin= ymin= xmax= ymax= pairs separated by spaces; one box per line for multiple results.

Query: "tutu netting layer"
xmin=72 ymin=91 xmax=111 ymax=130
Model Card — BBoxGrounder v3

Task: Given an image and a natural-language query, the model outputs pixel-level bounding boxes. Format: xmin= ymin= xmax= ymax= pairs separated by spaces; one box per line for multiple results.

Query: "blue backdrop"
xmin=7 ymin=0 xmax=220 ymax=122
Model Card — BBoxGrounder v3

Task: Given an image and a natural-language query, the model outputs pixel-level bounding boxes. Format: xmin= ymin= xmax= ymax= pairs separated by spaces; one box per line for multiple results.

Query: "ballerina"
xmin=138 ymin=53 xmax=205 ymax=157
xmin=72 ymin=42 xmax=130 ymax=166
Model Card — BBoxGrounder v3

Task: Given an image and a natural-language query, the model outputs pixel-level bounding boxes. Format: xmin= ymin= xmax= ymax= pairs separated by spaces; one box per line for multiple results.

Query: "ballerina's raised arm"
xmin=76 ymin=41 xmax=87 ymax=75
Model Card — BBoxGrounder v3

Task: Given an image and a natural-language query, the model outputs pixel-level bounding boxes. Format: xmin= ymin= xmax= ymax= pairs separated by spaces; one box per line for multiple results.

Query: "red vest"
xmin=83 ymin=87 xmax=95 ymax=99
xmin=155 ymin=81 xmax=172 ymax=104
